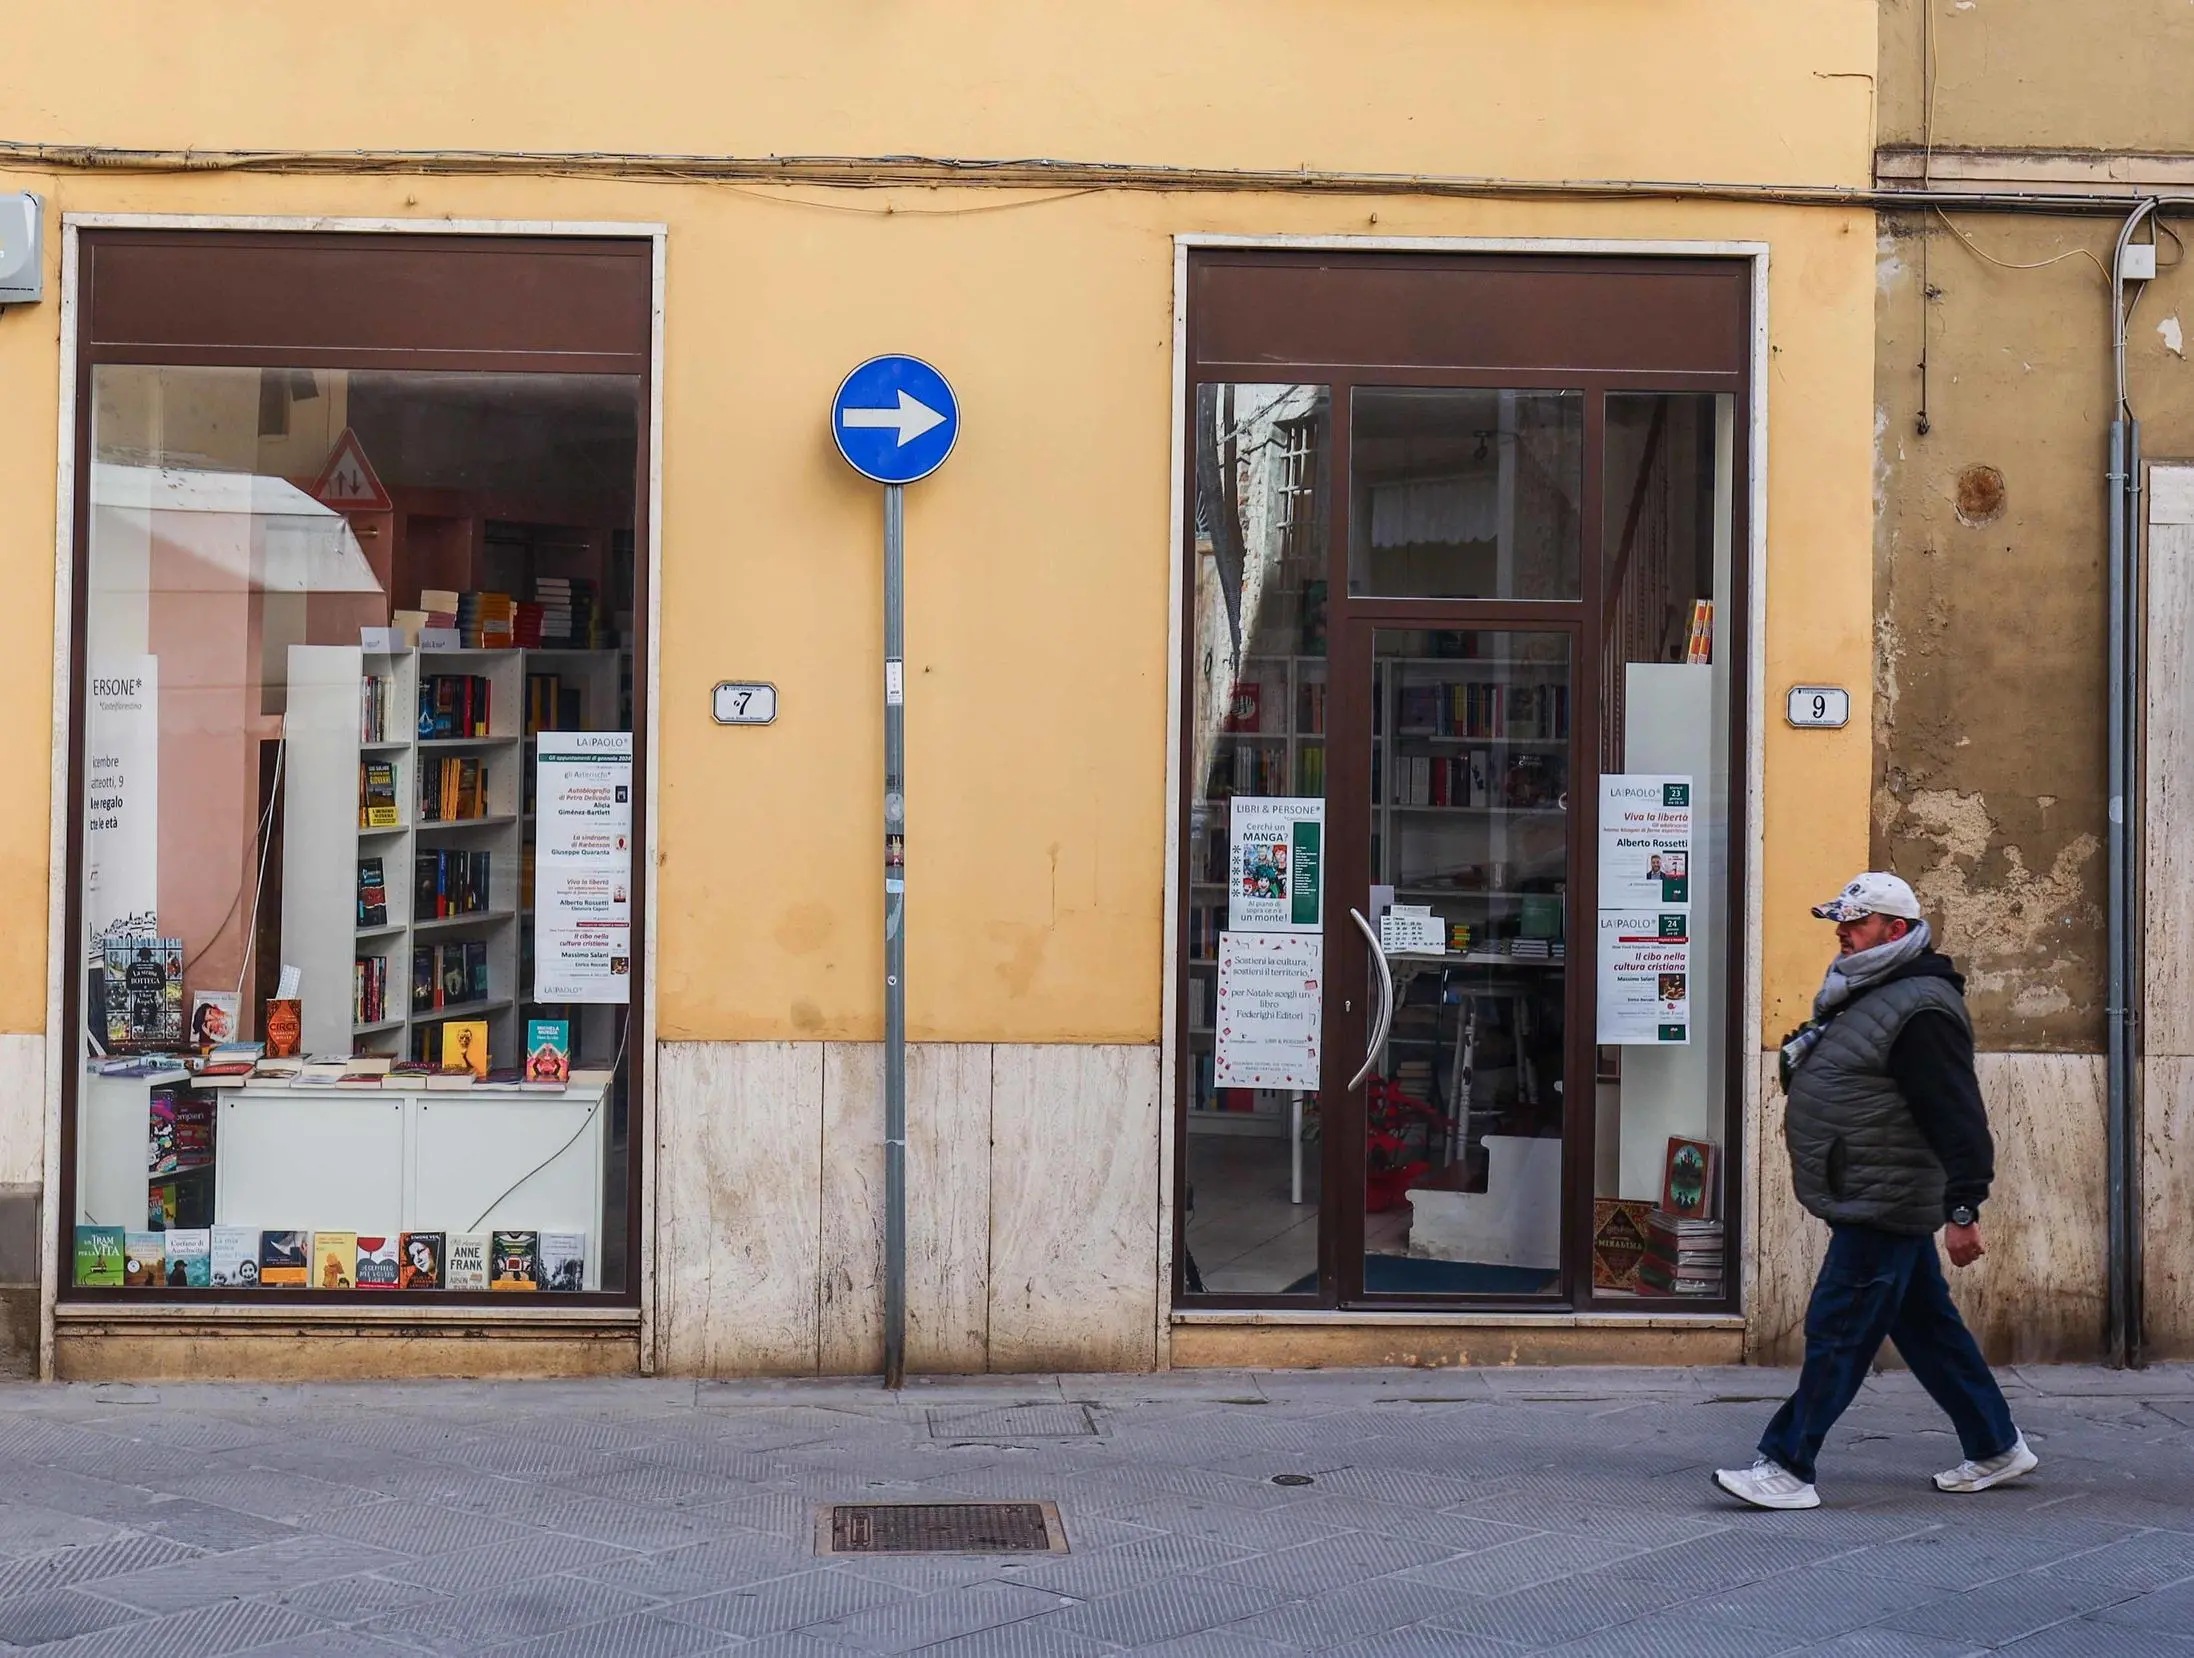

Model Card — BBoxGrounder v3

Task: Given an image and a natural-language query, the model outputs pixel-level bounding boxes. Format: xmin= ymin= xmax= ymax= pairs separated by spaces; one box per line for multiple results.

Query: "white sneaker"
xmin=1714 ymin=1457 xmax=1821 ymax=1510
xmin=1934 ymin=1432 xmax=2039 ymax=1493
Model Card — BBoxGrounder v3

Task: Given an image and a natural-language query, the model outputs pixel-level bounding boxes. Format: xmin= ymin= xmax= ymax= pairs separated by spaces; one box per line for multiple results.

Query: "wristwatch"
xmin=1948 ymin=1204 xmax=1978 ymax=1227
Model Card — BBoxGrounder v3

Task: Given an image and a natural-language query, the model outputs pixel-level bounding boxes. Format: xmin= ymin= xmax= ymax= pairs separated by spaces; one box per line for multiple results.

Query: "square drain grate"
xmin=816 ymin=1500 xmax=1070 ymax=1556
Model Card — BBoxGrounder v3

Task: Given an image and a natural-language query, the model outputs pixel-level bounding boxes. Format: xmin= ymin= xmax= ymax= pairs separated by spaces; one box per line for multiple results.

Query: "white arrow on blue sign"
xmin=831 ymin=355 xmax=959 ymax=485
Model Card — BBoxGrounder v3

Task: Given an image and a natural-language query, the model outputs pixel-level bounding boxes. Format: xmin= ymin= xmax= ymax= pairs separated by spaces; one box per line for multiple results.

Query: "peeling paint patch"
xmin=1889 ymin=787 xmax=2102 ymax=1020
xmin=2163 ymin=315 xmax=2186 ymax=358
xmin=1876 ymin=235 xmax=1907 ymax=295
xmin=1955 ymin=465 xmax=2008 ymax=526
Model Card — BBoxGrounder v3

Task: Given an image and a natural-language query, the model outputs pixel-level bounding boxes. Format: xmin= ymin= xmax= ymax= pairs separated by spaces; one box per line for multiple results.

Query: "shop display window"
xmin=70 ymin=361 xmax=641 ymax=1297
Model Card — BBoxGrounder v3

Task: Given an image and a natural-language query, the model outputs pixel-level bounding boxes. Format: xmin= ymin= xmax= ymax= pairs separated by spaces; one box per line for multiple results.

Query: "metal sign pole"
xmin=882 ymin=481 xmax=908 ymax=1392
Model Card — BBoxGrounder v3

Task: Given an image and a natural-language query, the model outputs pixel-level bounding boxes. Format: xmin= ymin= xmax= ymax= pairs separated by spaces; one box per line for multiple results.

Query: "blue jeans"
xmin=1759 ymin=1223 xmax=2017 ymax=1485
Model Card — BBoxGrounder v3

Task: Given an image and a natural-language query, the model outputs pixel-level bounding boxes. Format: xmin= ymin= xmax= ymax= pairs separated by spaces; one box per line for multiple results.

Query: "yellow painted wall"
xmin=0 ymin=170 xmax=1874 ymax=1050
xmin=5 ymin=3 xmax=1875 ymax=187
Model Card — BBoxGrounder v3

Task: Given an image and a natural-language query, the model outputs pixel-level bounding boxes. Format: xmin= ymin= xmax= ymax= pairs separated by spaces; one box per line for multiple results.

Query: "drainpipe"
xmin=2106 ymin=200 xmax=2178 ymax=1368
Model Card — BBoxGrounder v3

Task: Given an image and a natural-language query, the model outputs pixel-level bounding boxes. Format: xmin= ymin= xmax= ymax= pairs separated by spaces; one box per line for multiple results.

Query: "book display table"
xmin=79 ymin=1075 xmax=609 ymax=1291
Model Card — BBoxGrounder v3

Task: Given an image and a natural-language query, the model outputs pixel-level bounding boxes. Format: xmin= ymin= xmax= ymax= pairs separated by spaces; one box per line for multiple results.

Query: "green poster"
xmin=1290 ymin=821 xmax=1321 ymax=928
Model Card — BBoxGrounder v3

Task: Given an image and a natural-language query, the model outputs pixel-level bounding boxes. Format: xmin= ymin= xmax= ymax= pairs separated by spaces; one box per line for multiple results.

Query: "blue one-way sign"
xmin=831 ymin=356 xmax=959 ymax=485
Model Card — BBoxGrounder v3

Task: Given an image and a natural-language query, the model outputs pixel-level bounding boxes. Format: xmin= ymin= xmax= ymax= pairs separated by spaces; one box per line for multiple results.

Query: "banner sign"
xmin=1213 ymin=930 xmax=1323 ymax=1090
xmin=533 ymin=732 xmax=634 ymax=1003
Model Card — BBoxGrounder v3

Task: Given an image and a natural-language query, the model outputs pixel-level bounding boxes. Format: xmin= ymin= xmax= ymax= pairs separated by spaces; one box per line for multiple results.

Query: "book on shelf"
xmin=101 ymin=936 xmax=184 ymax=1052
xmin=426 ymin=1067 xmax=476 ymax=1091
xmin=147 ymin=1087 xmax=214 ymax=1178
xmin=123 ymin=1231 xmax=165 ymax=1288
xmin=490 ymin=1230 xmax=539 ymax=1291
xmin=1660 ymin=1136 xmax=1719 ymax=1220
xmin=338 ymin=1056 xmax=393 ymax=1087
xmin=569 ymin=1061 xmax=617 ymax=1087
xmin=419 ymin=756 xmax=489 ymax=823
xmin=399 ymin=1231 xmax=444 ymax=1288
xmin=359 ymin=760 xmax=399 ymax=829
xmin=383 ymin=1060 xmax=439 ymax=1088
xmin=74 ymin=1225 xmax=125 ymax=1287
xmin=263 ymin=998 xmax=302 ymax=1059
xmin=478 ymin=1067 xmax=525 ymax=1089
xmin=442 ymin=1021 xmax=489 ymax=1079
xmin=414 ymin=850 xmax=492 ymax=918
xmin=418 ymin=589 xmax=461 ymax=624
xmin=188 ymin=990 xmax=240 ymax=1051
xmin=445 ymin=1231 xmax=490 ymax=1290
xmin=356 ymin=1236 xmax=400 ymax=1287
xmin=539 ymin=1231 xmax=586 ymax=1292
xmin=354 ymin=954 xmax=389 ymax=1026
xmin=357 ymin=858 xmax=388 ymax=927
xmin=293 ymin=1056 xmax=351 ymax=1088
xmin=359 ymin=672 xmax=399 ymax=743
xmin=525 ymin=674 xmax=586 ymax=734
xmin=313 ymin=1231 xmax=358 ymax=1289
xmin=1684 ymin=599 xmax=1715 ymax=666
xmin=258 ymin=1230 xmax=309 ymax=1288
xmin=418 ymin=673 xmax=493 ymax=739
xmin=1591 ymin=1198 xmax=1654 ymax=1291
xmin=165 ymin=1227 xmax=211 ymax=1288
xmin=526 ymin=1019 xmax=570 ymax=1084
xmin=209 ymin=1226 xmax=259 ymax=1286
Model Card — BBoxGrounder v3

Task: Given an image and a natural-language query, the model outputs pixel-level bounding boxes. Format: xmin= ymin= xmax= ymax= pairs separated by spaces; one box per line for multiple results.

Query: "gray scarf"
xmin=1779 ymin=920 xmax=1933 ymax=1087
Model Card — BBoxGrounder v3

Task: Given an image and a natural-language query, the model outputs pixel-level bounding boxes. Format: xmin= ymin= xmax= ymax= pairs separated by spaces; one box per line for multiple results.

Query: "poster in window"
xmin=1595 ymin=910 xmax=1690 ymax=1045
xmin=1227 ymin=796 xmax=1323 ymax=933
xmin=84 ymin=654 xmax=160 ymax=944
xmin=533 ymin=732 xmax=633 ymax=1004
xmin=1598 ymin=775 xmax=1692 ymax=908
xmin=1213 ymin=930 xmax=1322 ymax=1090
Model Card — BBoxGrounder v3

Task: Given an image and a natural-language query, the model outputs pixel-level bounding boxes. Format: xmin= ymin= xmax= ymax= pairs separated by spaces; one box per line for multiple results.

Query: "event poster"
xmin=1598 ymin=775 xmax=1693 ymax=908
xmin=84 ymin=654 xmax=160 ymax=945
xmin=533 ymin=732 xmax=633 ymax=1003
xmin=1213 ymin=930 xmax=1322 ymax=1090
xmin=1228 ymin=796 xmax=1324 ymax=933
xmin=1596 ymin=910 xmax=1691 ymax=1044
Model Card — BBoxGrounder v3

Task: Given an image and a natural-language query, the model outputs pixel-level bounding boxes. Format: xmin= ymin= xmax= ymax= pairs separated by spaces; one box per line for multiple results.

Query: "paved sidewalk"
xmin=0 ymin=1366 xmax=2189 ymax=1657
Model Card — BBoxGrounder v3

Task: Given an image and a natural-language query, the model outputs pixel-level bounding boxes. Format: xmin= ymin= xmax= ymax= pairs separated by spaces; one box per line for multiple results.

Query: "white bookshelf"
xmin=282 ymin=644 xmax=624 ymax=1072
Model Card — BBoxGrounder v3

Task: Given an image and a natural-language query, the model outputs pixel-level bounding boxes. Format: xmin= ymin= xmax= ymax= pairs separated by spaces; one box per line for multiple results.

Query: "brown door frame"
xmin=1173 ymin=249 xmax=1753 ymax=1315
xmin=57 ymin=228 xmax=656 ymax=1309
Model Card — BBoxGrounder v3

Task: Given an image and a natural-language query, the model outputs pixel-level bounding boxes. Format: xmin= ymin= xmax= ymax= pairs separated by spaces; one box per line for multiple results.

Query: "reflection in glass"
xmin=1182 ymin=384 xmax=1330 ymax=1295
xmin=76 ymin=366 xmax=638 ymax=1294
xmin=1591 ymin=393 xmax=1734 ymax=1302
xmin=1363 ymin=629 xmax=1568 ymax=1298
xmin=1349 ymin=389 xmax=1583 ymax=599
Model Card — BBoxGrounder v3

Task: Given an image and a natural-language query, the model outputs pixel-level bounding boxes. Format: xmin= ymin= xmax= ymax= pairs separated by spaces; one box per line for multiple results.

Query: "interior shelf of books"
xmin=76 ymin=486 xmax=635 ymax=1297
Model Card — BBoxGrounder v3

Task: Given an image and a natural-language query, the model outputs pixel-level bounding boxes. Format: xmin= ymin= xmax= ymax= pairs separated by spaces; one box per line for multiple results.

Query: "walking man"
xmin=1715 ymin=872 xmax=2037 ymax=1511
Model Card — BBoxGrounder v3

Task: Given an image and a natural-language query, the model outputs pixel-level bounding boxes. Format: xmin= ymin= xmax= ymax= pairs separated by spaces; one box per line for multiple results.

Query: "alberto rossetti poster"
xmin=1227 ymin=796 xmax=1324 ymax=934
xmin=1598 ymin=775 xmax=1693 ymax=908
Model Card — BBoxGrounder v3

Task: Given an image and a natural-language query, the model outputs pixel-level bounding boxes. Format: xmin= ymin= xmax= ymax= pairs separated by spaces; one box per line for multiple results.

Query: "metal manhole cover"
xmin=816 ymin=1501 xmax=1070 ymax=1555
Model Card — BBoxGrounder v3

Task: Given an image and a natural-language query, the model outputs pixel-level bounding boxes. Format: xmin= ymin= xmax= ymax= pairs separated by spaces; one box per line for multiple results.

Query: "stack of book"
xmin=533 ymin=577 xmax=599 ymax=648
xmin=513 ymin=602 xmax=545 ymax=647
xmin=418 ymin=589 xmax=461 ymax=633
xmin=419 ymin=757 xmax=488 ymax=823
xmin=456 ymin=591 xmax=516 ymax=649
xmin=1638 ymin=1211 xmax=1724 ymax=1297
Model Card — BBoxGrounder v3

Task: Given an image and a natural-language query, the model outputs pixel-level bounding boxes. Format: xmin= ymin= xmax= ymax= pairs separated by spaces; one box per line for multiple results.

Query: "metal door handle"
xmin=1348 ymin=907 xmax=1395 ymax=1090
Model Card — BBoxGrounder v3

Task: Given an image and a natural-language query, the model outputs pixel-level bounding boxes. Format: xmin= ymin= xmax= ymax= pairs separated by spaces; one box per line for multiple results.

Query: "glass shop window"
xmin=73 ymin=366 xmax=639 ymax=1297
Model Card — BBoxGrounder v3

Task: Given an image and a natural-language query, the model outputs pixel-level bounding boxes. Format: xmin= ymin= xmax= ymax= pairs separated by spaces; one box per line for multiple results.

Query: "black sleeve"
xmin=1887 ymin=1009 xmax=1994 ymax=1221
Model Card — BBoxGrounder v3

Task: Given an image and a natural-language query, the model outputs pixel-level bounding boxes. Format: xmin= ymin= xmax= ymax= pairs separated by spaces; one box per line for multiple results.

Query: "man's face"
xmin=1835 ymin=912 xmax=1910 ymax=956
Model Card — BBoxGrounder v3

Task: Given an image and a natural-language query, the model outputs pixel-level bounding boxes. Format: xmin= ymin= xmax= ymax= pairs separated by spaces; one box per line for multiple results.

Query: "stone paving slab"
xmin=0 ymin=1364 xmax=2187 ymax=1654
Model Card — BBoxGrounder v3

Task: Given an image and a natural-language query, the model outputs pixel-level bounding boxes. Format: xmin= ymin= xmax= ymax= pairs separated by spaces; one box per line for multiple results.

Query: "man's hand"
xmin=1945 ymin=1221 xmax=1985 ymax=1269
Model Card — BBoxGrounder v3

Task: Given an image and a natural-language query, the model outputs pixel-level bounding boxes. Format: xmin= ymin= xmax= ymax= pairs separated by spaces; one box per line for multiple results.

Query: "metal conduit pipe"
xmin=2104 ymin=196 xmax=2194 ymax=1367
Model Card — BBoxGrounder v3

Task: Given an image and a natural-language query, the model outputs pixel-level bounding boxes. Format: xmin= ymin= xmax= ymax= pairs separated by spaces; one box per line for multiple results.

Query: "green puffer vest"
xmin=1784 ymin=973 xmax=1970 ymax=1236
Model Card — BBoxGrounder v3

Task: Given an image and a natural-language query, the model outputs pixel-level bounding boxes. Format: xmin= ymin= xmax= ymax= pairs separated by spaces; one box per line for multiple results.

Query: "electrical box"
xmin=2120 ymin=241 xmax=2158 ymax=284
xmin=0 ymin=194 xmax=42 ymax=305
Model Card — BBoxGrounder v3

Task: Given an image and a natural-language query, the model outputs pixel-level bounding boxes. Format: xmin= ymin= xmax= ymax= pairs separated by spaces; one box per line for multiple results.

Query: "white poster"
xmin=1213 ymin=930 xmax=1322 ymax=1090
xmin=84 ymin=655 xmax=160 ymax=944
xmin=1598 ymin=775 xmax=1693 ymax=909
xmin=1596 ymin=910 xmax=1691 ymax=1045
xmin=534 ymin=732 xmax=634 ymax=1004
xmin=1227 ymin=796 xmax=1325 ymax=933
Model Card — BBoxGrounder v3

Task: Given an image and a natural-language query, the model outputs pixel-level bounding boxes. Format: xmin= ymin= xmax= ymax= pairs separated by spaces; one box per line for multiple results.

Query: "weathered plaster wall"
xmin=1879 ymin=0 xmax=2194 ymax=155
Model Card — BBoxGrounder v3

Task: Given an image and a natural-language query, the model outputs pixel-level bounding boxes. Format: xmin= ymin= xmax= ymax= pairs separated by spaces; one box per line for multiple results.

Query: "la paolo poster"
xmin=533 ymin=732 xmax=634 ymax=1003
xmin=1596 ymin=910 xmax=1691 ymax=1045
xmin=1227 ymin=796 xmax=1324 ymax=933
xmin=1598 ymin=775 xmax=1693 ymax=908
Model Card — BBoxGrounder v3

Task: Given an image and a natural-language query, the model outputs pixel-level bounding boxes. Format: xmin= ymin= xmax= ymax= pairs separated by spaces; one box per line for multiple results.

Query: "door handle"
xmin=1347 ymin=907 xmax=1395 ymax=1091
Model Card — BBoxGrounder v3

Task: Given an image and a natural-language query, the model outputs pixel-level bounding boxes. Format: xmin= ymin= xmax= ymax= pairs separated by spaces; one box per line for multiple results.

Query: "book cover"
xmin=360 ymin=759 xmax=399 ymax=828
xmin=74 ymin=1225 xmax=125 ymax=1287
xmin=263 ymin=999 xmax=302 ymax=1059
xmin=1660 ymin=1136 xmax=1719 ymax=1221
xmin=1590 ymin=1199 xmax=1655 ymax=1291
xmin=188 ymin=991 xmax=240 ymax=1051
xmin=525 ymin=1020 xmax=570 ymax=1084
xmin=312 ymin=1231 xmax=358 ymax=1289
xmin=356 ymin=1236 xmax=400 ymax=1288
xmin=258 ymin=1230 xmax=309 ymax=1287
xmin=210 ymin=1225 xmax=259 ymax=1286
xmin=445 ymin=1231 xmax=489 ymax=1290
xmin=538 ymin=1231 xmax=585 ymax=1292
xmin=490 ymin=1230 xmax=538 ymax=1291
xmin=102 ymin=937 xmax=185 ymax=1051
xmin=398 ymin=1231 xmax=445 ymax=1289
xmin=164 ymin=1227 xmax=211 ymax=1288
xmin=123 ymin=1231 xmax=166 ymax=1288
xmin=441 ymin=1020 xmax=488 ymax=1079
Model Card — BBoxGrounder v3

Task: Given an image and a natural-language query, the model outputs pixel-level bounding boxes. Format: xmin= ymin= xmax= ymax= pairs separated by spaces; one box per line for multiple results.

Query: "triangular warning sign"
xmin=311 ymin=428 xmax=392 ymax=511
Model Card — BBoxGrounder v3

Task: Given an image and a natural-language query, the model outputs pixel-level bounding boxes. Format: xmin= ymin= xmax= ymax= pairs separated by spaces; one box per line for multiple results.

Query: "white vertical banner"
xmin=84 ymin=655 xmax=160 ymax=944
xmin=1213 ymin=931 xmax=1323 ymax=1089
xmin=533 ymin=732 xmax=634 ymax=1003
